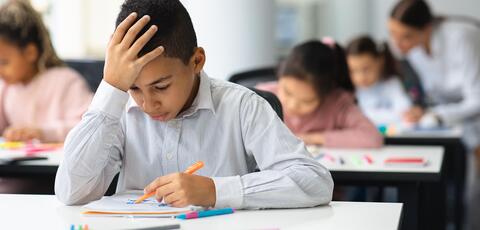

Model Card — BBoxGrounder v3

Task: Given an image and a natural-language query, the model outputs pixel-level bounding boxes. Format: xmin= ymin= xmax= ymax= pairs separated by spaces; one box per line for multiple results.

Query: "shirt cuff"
xmin=89 ymin=80 xmax=130 ymax=119
xmin=211 ymin=176 xmax=244 ymax=208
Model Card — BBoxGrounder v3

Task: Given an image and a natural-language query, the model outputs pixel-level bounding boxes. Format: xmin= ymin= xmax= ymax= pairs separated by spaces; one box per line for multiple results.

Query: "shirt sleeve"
xmin=431 ymin=31 xmax=480 ymax=124
xmin=323 ymin=102 xmax=384 ymax=148
xmin=211 ymin=93 xmax=334 ymax=209
xmin=55 ymin=80 xmax=126 ymax=205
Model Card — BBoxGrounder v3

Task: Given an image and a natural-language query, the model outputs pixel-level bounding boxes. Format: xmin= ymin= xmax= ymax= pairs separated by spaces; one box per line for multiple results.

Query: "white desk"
xmin=0 ymin=194 xmax=402 ymax=230
xmin=386 ymin=126 xmax=463 ymax=139
xmin=308 ymin=145 xmax=445 ymax=230
xmin=384 ymin=127 xmax=466 ymax=230
xmin=308 ymin=145 xmax=444 ymax=175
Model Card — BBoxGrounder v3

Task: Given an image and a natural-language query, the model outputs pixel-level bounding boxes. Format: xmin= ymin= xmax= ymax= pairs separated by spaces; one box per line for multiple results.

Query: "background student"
xmin=258 ymin=38 xmax=383 ymax=148
xmin=0 ymin=0 xmax=92 ymax=194
xmin=346 ymin=35 xmax=411 ymax=126
xmin=0 ymin=0 xmax=93 ymax=143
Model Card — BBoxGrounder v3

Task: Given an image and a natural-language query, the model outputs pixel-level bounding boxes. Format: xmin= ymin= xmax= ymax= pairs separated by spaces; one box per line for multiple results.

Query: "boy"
xmin=55 ymin=0 xmax=333 ymax=209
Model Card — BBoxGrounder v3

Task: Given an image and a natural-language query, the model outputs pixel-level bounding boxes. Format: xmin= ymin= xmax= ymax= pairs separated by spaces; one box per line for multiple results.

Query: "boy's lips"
xmin=150 ymin=113 xmax=169 ymax=121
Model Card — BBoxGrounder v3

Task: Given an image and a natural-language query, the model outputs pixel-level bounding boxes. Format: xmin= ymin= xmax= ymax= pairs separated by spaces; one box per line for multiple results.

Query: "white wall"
xmin=370 ymin=0 xmax=480 ymax=41
xmin=47 ymin=0 xmax=123 ymax=59
xmin=182 ymin=0 xmax=276 ymax=80
xmin=24 ymin=0 xmax=480 ymax=68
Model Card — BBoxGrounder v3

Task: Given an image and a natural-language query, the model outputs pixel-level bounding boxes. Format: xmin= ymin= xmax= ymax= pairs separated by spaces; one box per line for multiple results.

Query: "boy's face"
xmin=129 ymin=48 xmax=205 ymax=122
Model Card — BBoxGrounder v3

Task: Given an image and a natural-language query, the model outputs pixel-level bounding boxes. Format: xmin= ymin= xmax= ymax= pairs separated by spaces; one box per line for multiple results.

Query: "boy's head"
xmin=116 ymin=0 xmax=206 ymax=121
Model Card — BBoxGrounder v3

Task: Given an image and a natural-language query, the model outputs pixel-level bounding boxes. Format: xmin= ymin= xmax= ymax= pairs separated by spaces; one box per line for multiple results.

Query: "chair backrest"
xmin=229 ymin=67 xmax=277 ymax=88
xmin=249 ymin=88 xmax=283 ymax=121
xmin=65 ymin=59 xmax=105 ymax=92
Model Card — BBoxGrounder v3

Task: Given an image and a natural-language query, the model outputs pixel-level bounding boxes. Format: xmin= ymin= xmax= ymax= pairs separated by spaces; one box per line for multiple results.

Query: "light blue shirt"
xmin=406 ymin=21 xmax=480 ymax=149
xmin=356 ymin=77 xmax=412 ymax=125
xmin=55 ymin=72 xmax=333 ymax=209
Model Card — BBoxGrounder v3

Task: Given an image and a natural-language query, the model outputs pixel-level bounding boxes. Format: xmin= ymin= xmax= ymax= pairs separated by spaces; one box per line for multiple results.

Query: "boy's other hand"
xmin=144 ymin=173 xmax=216 ymax=208
xmin=3 ymin=126 xmax=41 ymax=142
xmin=104 ymin=12 xmax=165 ymax=92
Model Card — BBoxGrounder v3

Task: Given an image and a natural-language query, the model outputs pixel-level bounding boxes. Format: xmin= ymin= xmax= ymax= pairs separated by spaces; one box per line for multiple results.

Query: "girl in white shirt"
xmin=346 ymin=36 xmax=411 ymax=126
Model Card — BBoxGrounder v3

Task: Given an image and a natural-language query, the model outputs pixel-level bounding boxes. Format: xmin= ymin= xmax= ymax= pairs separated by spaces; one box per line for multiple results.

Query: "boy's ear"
xmin=23 ymin=43 xmax=39 ymax=64
xmin=191 ymin=47 xmax=206 ymax=74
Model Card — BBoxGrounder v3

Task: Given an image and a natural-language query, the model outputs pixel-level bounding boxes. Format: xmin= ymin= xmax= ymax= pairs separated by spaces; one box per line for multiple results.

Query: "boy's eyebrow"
xmin=130 ymin=75 xmax=173 ymax=89
xmin=146 ymin=75 xmax=173 ymax=86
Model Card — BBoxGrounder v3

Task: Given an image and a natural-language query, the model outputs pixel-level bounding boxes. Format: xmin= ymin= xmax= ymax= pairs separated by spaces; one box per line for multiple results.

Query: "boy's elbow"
xmin=55 ymin=185 xmax=78 ymax=205
xmin=54 ymin=173 xmax=90 ymax=206
xmin=319 ymin=172 xmax=334 ymax=205
xmin=308 ymin=171 xmax=334 ymax=207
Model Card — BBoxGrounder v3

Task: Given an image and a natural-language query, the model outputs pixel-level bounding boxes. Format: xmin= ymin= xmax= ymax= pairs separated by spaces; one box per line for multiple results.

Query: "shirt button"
xmin=166 ymin=153 xmax=173 ymax=160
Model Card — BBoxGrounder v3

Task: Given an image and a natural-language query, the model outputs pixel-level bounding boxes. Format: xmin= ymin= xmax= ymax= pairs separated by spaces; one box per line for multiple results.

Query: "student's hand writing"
xmin=403 ymin=106 xmax=425 ymax=123
xmin=3 ymin=127 xmax=41 ymax=141
xmin=298 ymin=132 xmax=324 ymax=145
xmin=104 ymin=12 xmax=165 ymax=92
xmin=144 ymin=173 xmax=216 ymax=208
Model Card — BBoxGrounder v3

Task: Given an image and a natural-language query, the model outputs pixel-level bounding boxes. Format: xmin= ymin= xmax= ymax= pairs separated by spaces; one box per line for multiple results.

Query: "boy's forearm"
xmin=55 ymin=81 xmax=127 ymax=205
xmin=55 ymin=112 xmax=123 ymax=205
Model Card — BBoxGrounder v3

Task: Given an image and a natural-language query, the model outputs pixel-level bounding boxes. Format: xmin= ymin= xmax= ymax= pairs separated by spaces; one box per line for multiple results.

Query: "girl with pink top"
xmin=0 ymin=1 xmax=92 ymax=143
xmin=258 ymin=39 xmax=383 ymax=148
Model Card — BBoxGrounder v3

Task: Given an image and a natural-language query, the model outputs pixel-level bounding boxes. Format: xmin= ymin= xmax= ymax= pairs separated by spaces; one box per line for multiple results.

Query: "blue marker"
xmin=175 ymin=208 xmax=235 ymax=219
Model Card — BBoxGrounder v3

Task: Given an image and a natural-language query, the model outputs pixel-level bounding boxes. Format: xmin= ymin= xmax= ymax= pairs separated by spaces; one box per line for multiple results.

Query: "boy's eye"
xmin=130 ymin=86 xmax=139 ymax=91
xmin=154 ymin=85 xmax=170 ymax=91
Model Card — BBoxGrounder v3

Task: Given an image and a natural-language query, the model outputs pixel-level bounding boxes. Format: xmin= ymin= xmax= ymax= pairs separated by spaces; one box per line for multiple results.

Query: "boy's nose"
xmin=142 ymin=98 xmax=160 ymax=114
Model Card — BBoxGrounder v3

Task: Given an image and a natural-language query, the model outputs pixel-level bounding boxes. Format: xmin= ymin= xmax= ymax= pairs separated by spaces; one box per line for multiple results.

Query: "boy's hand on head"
xmin=144 ymin=173 xmax=216 ymax=208
xmin=104 ymin=12 xmax=165 ymax=92
xmin=3 ymin=127 xmax=41 ymax=142
xmin=403 ymin=106 xmax=425 ymax=123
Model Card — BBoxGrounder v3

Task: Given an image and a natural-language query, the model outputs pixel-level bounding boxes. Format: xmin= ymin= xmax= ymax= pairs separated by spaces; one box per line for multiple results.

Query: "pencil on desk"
xmin=364 ymin=154 xmax=374 ymax=164
xmin=134 ymin=161 xmax=204 ymax=204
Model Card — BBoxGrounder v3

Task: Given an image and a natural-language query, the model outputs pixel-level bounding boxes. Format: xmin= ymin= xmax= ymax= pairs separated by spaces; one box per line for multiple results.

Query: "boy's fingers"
xmin=111 ymin=12 xmax=137 ymax=45
xmin=144 ymin=174 xmax=172 ymax=193
xmin=154 ymin=183 xmax=176 ymax=202
xmin=128 ymin=25 xmax=158 ymax=58
xmin=163 ymin=191 xmax=181 ymax=205
xmin=121 ymin=15 xmax=151 ymax=49
xmin=137 ymin=46 xmax=164 ymax=66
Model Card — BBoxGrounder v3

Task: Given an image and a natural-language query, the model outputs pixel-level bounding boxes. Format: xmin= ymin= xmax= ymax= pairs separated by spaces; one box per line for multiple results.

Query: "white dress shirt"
xmin=55 ymin=72 xmax=334 ymax=209
xmin=406 ymin=20 xmax=480 ymax=149
xmin=356 ymin=77 xmax=412 ymax=125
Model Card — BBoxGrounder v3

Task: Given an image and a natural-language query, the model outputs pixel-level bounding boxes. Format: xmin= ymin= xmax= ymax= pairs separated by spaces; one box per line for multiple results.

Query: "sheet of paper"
xmin=83 ymin=190 xmax=199 ymax=216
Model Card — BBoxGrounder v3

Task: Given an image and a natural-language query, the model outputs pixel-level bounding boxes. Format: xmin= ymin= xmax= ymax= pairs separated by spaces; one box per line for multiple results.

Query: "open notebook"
xmin=83 ymin=191 xmax=201 ymax=217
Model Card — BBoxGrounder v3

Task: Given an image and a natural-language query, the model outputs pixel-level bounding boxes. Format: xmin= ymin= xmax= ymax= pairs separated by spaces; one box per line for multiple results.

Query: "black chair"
xmin=250 ymin=88 xmax=283 ymax=121
xmin=229 ymin=67 xmax=276 ymax=88
xmin=65 ymin=59 xmax=105 ymax=92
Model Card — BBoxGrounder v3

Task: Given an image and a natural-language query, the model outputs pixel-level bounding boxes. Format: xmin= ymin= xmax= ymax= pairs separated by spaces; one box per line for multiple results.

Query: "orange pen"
xmin=134 ymin=161 xmax=205 ymax=204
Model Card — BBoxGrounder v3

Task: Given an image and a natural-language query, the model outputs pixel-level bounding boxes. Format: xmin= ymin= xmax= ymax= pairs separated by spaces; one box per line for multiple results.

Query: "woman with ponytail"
xmin=0 ymin=0 xmax=92 ymax=142
xmin=258 ymin=39 xmax=383 ymax=148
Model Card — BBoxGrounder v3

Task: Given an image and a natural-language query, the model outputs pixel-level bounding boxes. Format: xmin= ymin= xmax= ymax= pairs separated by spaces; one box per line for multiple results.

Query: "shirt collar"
xmin=126 ymin=71 xmax=215 ymax=118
